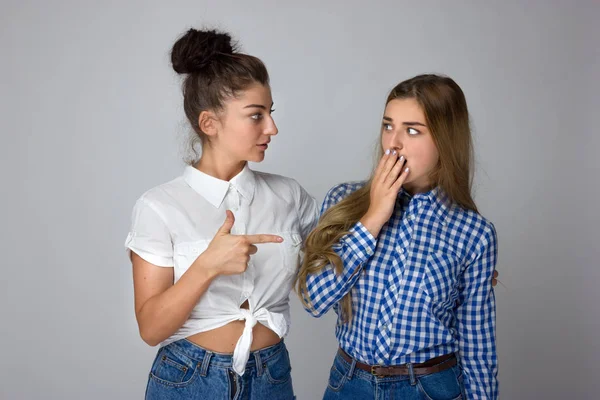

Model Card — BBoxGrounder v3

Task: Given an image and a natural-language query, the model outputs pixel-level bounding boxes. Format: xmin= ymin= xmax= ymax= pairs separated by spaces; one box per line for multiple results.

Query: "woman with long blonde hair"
xmin=297 ymin=74 xmax=498 ymax=399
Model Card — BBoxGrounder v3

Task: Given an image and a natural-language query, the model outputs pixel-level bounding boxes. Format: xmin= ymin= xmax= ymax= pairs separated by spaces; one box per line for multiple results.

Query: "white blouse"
xmin=125 ymin=165 xmax=319 ymax=374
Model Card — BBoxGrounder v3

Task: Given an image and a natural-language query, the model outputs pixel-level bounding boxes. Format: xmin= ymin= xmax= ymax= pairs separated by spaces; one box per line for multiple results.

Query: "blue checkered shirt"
xmin=305 ymin=182 xmax=498 ymax=399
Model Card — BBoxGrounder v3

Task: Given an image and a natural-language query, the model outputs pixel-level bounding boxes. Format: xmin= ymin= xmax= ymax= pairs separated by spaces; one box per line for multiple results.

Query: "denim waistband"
xmin=163 ymin=338 xmax=286 ymax=371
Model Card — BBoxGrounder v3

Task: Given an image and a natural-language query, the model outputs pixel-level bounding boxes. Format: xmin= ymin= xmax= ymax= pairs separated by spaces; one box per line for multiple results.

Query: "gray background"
xmin=1 ymin=0 xmax=598 ymax=399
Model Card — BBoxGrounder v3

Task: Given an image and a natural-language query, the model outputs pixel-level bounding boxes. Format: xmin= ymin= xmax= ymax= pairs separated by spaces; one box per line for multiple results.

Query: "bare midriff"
xmin=185 ymin=301 xmax=281 ymax=353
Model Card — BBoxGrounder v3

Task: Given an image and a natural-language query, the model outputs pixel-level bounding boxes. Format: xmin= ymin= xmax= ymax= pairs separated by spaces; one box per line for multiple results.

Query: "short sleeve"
xmin=294 ymin=180 xmax=320 ymax=241
xmin=124 ymin=197 xmax=174 ymax=267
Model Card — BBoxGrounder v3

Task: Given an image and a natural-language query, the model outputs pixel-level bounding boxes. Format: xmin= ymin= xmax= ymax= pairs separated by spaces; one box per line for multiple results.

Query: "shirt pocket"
xmin=173 ymin=240 xmax=211 ymax=283
xmin=419 ymin=250 xmax=462 ymax=310
xmin=278 ymin=232 xmax=303 ymax=273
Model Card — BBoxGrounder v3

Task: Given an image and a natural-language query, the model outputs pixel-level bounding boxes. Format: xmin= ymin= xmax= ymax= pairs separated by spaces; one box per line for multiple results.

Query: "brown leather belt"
xmin=338 ymin=348 xmax=457 ymax=377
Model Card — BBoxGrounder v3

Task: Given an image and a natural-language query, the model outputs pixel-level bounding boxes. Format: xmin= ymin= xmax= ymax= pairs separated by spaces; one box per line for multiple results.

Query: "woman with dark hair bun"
xmin=125 ymin=28 xmax=316 ymax=399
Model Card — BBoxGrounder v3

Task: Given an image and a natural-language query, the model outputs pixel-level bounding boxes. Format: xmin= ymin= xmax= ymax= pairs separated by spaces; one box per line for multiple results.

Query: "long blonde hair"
xmin=296 ymin=74 xmax=478 ymax=322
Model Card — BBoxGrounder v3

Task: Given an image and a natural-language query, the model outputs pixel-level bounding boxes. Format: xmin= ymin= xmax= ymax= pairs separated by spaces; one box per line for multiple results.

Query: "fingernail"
xmin=399 ymin=155 xmax=404 ymax=162
xmin=278 ymin=237 xmax=284 ymax=242
xmin=392 ymin=150 xmax=397 ymax=155
xmin=385 ymin=149 xmax=390 ymax=155
xmin=405 ymin=167 xmax=410 ymax=173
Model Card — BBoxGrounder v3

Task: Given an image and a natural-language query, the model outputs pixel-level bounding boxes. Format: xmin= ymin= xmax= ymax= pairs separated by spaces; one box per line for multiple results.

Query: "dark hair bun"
xmin=171 ymin=29 xmax=235 ymax=74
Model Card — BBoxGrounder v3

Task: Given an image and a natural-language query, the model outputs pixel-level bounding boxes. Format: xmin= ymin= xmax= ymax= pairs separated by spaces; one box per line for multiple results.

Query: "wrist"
xmin=191 ymin=253 xmax=220 ymax=280
xmin=360 ymin=212 xmax=384 ymax=237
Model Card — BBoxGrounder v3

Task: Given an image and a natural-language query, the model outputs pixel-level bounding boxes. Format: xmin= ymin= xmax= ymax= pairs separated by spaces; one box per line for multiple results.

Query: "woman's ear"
xmin=199 ymin=110 xmax=219 ymax=138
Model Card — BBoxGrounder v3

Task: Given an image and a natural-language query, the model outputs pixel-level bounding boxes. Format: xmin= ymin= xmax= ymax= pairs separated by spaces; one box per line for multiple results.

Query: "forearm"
xmin=304 ymin=262 xmax=362 ymax=317
xmin=304 ymin=222 xmax=376 ymax=316
xmin=457 ymin=308 xmax=498 ymax=399
xmin=137 ymin=264 xmax=217 ymax=346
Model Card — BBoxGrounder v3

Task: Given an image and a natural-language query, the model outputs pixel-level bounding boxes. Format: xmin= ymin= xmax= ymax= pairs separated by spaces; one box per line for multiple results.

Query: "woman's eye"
xmin=251 ymin=114 xmax=263 ymax=120
xmin=383 ymin=123 xmax=393 ymax=131
xmin=407 ymin=127 xmax=419 ymax=135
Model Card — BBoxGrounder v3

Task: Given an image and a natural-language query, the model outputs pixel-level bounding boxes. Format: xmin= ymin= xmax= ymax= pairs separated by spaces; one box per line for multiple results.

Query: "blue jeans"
xmin=323 ymin=351 xmax=465 ymax=400
xmin=145 ymin=339 xmax=295 ymax=400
